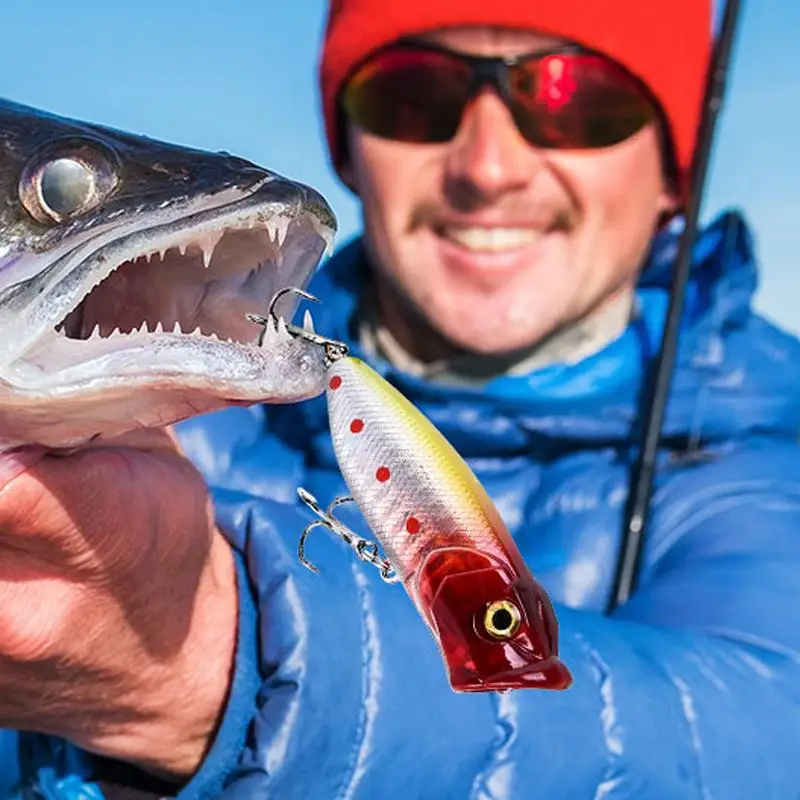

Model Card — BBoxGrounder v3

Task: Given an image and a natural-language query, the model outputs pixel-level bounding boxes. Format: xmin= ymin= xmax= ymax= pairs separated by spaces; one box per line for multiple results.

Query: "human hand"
xmin=0 ymin=427 xmax=238 ymax=780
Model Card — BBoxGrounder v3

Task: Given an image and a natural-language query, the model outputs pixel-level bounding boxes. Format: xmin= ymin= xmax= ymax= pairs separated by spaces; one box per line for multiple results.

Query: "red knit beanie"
xmin=319 ymin=0 xmax=712 ymax=187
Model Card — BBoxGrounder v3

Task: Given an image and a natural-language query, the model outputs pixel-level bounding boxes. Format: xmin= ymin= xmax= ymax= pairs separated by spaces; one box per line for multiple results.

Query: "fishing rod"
xmin=606 ymin=0 xmax=744 ymax=614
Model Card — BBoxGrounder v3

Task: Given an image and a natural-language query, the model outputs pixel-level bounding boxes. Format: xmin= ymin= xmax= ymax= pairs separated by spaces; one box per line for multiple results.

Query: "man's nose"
xmin=444 ymin=92 xmax=541 ymax=204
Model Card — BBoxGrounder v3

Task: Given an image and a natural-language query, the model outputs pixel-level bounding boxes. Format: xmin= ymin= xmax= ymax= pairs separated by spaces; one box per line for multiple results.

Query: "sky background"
xmin=0 ymin=0 xmax=796 ymax=333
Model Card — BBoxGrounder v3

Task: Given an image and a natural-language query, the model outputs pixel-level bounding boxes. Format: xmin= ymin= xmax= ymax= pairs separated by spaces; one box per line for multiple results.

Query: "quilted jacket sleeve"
xmin=0 ymin=732 xmax=20 ymax=798
xmin=177 ymin=438 xmax=800 ymax=800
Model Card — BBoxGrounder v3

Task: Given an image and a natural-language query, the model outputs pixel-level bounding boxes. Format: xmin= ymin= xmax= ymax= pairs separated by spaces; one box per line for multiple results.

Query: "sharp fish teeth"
xmin=194 ymin=229 xmax=225 ymax=269
xmin=266 ymin=217 xmax=290 ymax=248
xmin=191 ymin=326 xmax=203 ymax=336
xmin=322 ymin=230 xmax=335 ymax=257
xmin=154 ymin=321 xmax=164 ymax=334
xmin=90 ymin=323 xmax=102 ymax=339
xmin=302 ymin=309 xmax=315 ymax=333
xmin=173 ymin=321 xmax=183 ymax=334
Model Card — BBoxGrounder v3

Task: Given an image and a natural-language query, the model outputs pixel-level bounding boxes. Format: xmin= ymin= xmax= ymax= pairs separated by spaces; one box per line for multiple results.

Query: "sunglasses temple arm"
xmin=607 ymin=0 xmax=744 ymax=615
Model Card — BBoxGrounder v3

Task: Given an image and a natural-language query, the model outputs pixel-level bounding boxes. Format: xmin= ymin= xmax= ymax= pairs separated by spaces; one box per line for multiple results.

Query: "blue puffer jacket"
xmin=7 ymin=210 xmax=800 ymax=799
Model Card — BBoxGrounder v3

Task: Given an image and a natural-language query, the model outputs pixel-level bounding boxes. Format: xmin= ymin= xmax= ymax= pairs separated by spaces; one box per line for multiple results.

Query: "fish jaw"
xmin=0 ymin=174 xmax=336 ymax=450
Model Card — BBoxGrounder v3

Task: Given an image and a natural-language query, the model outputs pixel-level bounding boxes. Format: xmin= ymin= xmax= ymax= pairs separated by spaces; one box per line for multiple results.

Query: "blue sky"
xmin=0 ymin=0 xmax=796 ymax=332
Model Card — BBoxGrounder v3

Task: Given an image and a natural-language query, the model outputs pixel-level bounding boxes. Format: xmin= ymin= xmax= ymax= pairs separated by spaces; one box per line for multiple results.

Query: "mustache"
xmin=407 ymin=201 xmax=576 ymax=233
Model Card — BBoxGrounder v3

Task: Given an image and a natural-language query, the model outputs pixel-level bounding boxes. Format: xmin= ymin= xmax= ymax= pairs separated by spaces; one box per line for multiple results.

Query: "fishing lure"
xmin=296 ymin=351 xmax=573 ymax=694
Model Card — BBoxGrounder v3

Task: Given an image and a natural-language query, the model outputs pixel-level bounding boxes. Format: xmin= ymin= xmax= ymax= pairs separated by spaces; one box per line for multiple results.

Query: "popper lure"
xmin=297 ymin=352 xmax=573 ymax=694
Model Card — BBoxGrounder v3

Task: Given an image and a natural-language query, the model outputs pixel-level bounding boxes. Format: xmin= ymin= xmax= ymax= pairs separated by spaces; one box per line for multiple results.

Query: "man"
xmin=3 ymin=0 xmax=800 ymax=798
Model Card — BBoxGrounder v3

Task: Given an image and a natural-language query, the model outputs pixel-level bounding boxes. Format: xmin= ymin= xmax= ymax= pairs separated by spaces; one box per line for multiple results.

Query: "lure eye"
xmin=483 ymin=599 xmax=522 ymax=640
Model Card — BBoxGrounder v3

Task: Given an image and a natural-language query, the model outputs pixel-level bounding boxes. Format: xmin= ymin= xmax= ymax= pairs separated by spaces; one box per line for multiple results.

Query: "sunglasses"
xmin=341 ymin=41 xmax=659 ymax=151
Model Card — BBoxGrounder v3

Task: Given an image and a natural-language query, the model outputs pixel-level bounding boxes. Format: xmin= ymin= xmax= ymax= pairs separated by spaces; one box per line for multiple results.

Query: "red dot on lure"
xmin=376 ymin=466 xmax=390 ymax=482
xmin=405 ymin=516 xmax=421 ymax=534
xmin=329 ymin=376 xmax=342 ymax=390
xmin=350 ymin=418 xmax=364 ymax=433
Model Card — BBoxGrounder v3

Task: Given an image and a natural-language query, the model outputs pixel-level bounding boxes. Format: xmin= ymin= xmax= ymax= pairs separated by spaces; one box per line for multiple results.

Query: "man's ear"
xmin=339 ymin=157 xmax=356 ymax=192
xmin=655 ymin=178 xmax=682 ymax=229
xmin=335 ymin=119 xmax=359 ymax=194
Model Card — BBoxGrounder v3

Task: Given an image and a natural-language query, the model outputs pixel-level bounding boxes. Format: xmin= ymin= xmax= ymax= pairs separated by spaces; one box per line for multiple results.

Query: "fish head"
xmin=0 ymin=98 xmax=338 ymax=449
xmin=416 ymin=547 xmax=573 ymax=693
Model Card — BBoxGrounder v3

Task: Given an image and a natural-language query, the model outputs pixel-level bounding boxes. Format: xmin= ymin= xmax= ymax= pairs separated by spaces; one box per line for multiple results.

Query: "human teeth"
xmin=303 ymin=309 xmax=315 ymax=333
xmin=444 ymin=227 xmax=543 ymax=252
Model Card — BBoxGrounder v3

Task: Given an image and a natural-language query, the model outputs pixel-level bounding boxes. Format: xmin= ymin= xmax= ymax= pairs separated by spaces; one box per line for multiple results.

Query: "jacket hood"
xmin=282 ymin=210 xmax=800 ymax=466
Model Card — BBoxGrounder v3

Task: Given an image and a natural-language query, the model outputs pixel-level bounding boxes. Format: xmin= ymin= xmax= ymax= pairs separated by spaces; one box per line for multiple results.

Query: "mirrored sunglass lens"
xmin=509 ymin=53 xmax=656 ymax=148
xmin=342 ymin=49 xmax=472 ymax=143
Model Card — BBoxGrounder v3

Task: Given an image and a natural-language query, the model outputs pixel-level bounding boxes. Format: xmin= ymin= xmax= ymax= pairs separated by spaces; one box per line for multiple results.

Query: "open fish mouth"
xmin=6 ymin=180 xmax=335 ymax=395
xmin=0 ymin=177 xmax=337 ymax=449
xmin=34 ymin=192 xmax=331 ymax=374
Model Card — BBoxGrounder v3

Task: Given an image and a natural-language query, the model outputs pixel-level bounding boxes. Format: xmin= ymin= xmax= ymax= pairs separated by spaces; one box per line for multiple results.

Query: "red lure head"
xmin=415 ymin=547 xmax=573 ymax=693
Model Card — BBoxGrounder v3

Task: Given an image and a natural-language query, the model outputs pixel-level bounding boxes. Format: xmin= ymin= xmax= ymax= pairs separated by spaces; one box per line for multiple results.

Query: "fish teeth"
xmin=303 ymin=309 xmax=315 ymax=333
xmin=178 ymin=242 xmax=188 ymax=256
xmin=154 ymin=321 xmax=164 ymax=334
xmin=89 ymin=323 xmax=102 ymax=339
xmin=192 ymin=229 xmax=224 ymax=269
xmin=191 ymin=326 xmax=203 ymax=336
xmin=266 ymin=217 xmax=290 ymax=248
xmin=173 ymin=320 xmax=183 ymax=334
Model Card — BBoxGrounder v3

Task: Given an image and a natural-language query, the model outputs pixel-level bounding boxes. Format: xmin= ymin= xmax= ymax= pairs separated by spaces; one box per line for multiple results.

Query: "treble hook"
xmin=296 ymin=487 xmax=399 ymax=584
xmin=246 ymin=286 xmax=349 ymax=363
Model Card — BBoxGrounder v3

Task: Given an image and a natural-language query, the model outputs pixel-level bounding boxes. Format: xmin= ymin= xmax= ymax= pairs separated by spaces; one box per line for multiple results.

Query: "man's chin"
xmin=418 ymin=306 xmax=564 ymax=363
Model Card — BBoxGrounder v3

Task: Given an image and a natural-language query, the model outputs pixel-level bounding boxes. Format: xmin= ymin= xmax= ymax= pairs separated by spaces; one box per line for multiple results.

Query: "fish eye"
xmin=37 ymin=158 xmax=96 ymax=220
xmin=483 ymin=599 xmax=522 ymax=640
xmin=19 ymin=142 xmax=120 ymax=225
